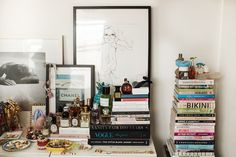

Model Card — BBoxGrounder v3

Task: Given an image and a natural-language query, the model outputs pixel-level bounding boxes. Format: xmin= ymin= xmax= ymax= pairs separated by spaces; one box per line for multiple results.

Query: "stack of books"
xmin=89 ymin=87 xmax=150 ymax=146
xmin=167 ymin=79 xmax=216 ymax=157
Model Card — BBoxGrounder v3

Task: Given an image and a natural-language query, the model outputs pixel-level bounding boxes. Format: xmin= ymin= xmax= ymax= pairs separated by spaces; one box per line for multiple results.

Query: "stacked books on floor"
xmin=167 ymin=79 xmax=216 ymax=157
xmin=89 ymin=87 xmax=150 ymax=146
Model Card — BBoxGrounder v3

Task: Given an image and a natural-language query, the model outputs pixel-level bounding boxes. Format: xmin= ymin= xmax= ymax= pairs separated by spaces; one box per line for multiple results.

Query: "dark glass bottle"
xmin=189 ymin=57 xmax=196 ymax=79
xmin=91 ymin=103 xmax=99 ymax=124
xmin=114 ymin=86 xmax=121 ymax=101
xmin=99 ymin=86 xmax=112 ymax=124
xmin=50 ymin=115 xmax=58 ymax=134
xmin=121 ymin=78 xmax=132 ymax=94
xmin=61 ymin=106 xmax=69 ymax=127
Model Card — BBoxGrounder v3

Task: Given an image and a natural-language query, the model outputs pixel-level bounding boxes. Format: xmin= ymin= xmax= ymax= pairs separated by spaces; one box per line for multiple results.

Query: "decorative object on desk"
xmin=61 ymin=106 xmax=70 ymax=128
xmin=37 ymin=135 xmax=49 ymax=150
xmin=26 ymin=127 xmax=43 ymax=140
xmin=47 ymin=65 xmax=95 ymax=113
xmin=91 ymin=103 xmax=99 ymax=125
xmin=32 ymin=104 xmax=46 ymax=130
xmin=0 ymin=52 xmax=46 ymax=112
xmin=188 ymin=56 xmax=197 ymax=79
xmin=99 ymin=85 xmax=112 ymax=124
xmin=0 ymin=131 xmax=23 ymax=140
xmin=45 ymin=139 xmax=73 ymax=153
xmin=4 ymin=99 xmax=22 ymax=131
xmin=114 ymin=85 xmax=121 ymax=101
xmin=0 ymin=102 xmax=8 ymax=135
xmin=80 ymin=102 xmax=90 ymax=128
xmin=0 ymin=139 xmax=9 ymax=145
xmin=74 ymin=6 xmax=151 ymax=85
xmin=2 ymin=139 xmax=31 ymax=152
xmin=93 ymin=82 xmax=104 ymax=106
xmin=121 ymin=78 xmax=132 ymax=94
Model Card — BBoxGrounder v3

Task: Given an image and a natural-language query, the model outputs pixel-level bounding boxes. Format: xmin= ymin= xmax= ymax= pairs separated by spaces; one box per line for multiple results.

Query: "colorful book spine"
xmin=175 ymin=144 xmax=214 ymax=150
xmin=90 ymin=130 xmax=150 ymax=139
xmin=121 ymin=98 xmax=149 ymax=101
xmin=90 ymin=124 xmax=150 ymax=131
xmin=175 ymin=79 xmax=214 ymax=86
xmin=175 ymin=140 xmax=214 ymax=145
xmin=175 ymin=94 xmax=215 ymax=99
xmin=173 ymin=136 xmax=214 ymax=140
xmin=88 ymin=139 xmax=149 ymax=146
xmin=174 ymin=132 xmax=215 ymax=136
xmin=175 ymin=87 xmax=214 ymax=94
xmin=121 ymin=94 xmax=149 ymax=98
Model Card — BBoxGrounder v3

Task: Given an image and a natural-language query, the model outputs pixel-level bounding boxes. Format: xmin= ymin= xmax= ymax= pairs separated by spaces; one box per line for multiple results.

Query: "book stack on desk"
xmin=89 ymin=87 xmax=150 ymax=146
xmin=167 ymin=79 xmax=216 ymax=157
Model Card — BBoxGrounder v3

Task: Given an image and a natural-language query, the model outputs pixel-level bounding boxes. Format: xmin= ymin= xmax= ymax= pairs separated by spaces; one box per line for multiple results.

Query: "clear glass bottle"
xmin=114 ymin=86 xmax=121 ymax=101
xmin=189 ymin=57 xmax=196 ymax=79
xmin=100 ymin=86 xmax=112 ymax=124
xmin=121 ymin=78 xmax=132 ymax=94
xmin=91 ymin=103 xmax=99 ymax=124
xmin=80 ymin=106 xmax=90 ymax=128
xmin=60 ymin=106 xmax=70 ymax=127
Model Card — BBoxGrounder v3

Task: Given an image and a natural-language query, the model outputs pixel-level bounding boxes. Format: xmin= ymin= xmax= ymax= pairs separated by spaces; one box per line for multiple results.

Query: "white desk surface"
xmin=0 ymin=140 xmax=157 ymax=157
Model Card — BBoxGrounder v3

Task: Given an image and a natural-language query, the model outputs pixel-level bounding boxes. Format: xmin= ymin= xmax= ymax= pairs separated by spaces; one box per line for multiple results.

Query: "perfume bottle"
xmin=80 ymin=106 xmax=90 ymax=128
xmin=114 ymin=86 xmax=121 ymax=101
xmin=91 ymin=103 xmax=99 ymax=124
xmin=189 ymin=57 xmax=197 ymax=79
xmin=121 ymin=78 xmax=132 ymax=94
xmin=60 ymin=106 xmax=70 ymax=127
xmin=50 ymin=115 xmax=58 ymax=134
xmin=70 ymin=102 xmax=80 ymax=127
xmin=100 ymin=86 xmax=112 ymax=124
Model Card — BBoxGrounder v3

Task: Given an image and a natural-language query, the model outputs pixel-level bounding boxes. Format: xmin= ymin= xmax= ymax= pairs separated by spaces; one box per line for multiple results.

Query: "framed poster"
xmin=46 ymin=65 xmax=95 ymax=113
xmin=0 ymin=52 xmax=46 ymax=111
xmin=74 ymin=6 xmax=151 ymax=86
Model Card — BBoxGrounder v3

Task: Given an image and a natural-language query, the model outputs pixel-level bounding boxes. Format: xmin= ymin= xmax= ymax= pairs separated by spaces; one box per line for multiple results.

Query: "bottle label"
xmin=50 ymin=124 xmax=58 ymax=133
xmin=72 ymin=118 xmax=78 ymax=126
xmin=114 ymin=92 xmax=121 ymax=98
xmin=60 ymin=119 xmax=69 ymax=127
xmin=100 ymin=98 xmax=109 ymax=107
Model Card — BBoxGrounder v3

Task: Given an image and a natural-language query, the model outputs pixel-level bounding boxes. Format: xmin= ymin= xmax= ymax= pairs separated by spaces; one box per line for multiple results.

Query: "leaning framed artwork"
xmin=73 ymin=6 xmax=151 ymax=85
xmin=46 ymin=65 xmax=95 ymax=113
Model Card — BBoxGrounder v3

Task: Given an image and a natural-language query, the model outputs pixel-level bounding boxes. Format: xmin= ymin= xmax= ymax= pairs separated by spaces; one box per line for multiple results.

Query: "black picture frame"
xmin=73 ymin=6 xmax=151 ymax=86
xmin=46 ymin=64 xmax=95 ymax=114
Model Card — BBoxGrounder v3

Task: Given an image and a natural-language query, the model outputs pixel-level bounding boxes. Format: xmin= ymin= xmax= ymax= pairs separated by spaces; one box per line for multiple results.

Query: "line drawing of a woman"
xmin=100 ymin=25 xmax=133 ymax=85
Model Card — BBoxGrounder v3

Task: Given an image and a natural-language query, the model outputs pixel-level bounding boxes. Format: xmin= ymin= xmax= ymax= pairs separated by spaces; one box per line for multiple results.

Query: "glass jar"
xmin=121 ymin=78 xmax=132 ymax=94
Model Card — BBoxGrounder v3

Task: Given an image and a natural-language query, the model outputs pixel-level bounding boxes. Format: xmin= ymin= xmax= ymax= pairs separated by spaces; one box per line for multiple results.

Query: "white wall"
xmin=216 ymin=0 xmax=236 ymax=156
xmin=0 ymin=0 xmax=235 ymax=156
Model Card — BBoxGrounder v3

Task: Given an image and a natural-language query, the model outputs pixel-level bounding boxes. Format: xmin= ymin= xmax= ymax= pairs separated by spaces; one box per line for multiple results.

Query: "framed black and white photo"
xmin=46 ymin=65 xmax=95 ymax=113
xmin=0 ymin=36 xmax=63 ymax=64
xmin=0 ymin=52 xmax=46 ymax=111
xmin=73 ymin=6 xmax=151 ymax=85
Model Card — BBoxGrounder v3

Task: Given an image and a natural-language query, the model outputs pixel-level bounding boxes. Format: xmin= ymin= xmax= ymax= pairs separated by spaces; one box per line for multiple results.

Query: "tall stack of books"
xmin=89 ymin=87 xmax=150 ymax=146
xmin=167 ymin=79 xmax=216 ymax=157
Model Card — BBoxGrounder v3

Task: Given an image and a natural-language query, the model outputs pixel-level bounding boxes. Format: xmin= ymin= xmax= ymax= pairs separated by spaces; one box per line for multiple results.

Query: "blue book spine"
xmin=176 ymin=94 xmax=215 ymax=99
xmin=176 ymin=144 xmax=214 ymax=150
xmin=121 ymin=94 xmax=149 ymax=98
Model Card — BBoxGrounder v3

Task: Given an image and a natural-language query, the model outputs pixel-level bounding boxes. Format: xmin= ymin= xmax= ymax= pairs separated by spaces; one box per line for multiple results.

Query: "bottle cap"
xmin=63 ymin=106 xmax=69 ymax=112
xmin=93 ymin=103 xmax=98 ymax=110
xmin=102 ymin=86 xmax=110 ymax=95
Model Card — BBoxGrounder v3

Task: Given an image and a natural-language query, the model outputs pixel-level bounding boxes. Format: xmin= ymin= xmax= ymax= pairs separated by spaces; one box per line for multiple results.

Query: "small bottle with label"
xmin=50 ymin=115 xmax=58 ymax=134
xmin=60 ymin=106 xmax=70 ymax=127
xmin=100 ymin=86 xmax=112 ymax=124
xmin=121 ymin=78 xmax=132 ymax=94
xmin=91 ymin=103 xmax=99 ymax=124
xmin=114 ymin=86 xmax=121 ymax=101
xmin=80 ymin=106 xmax=90 ymax=128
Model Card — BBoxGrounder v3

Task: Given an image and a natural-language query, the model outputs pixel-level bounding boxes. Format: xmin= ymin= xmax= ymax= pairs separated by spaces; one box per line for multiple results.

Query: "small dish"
xmin=0 ymin=131 xmax=23 ymax=140
xmin=2 ymin=139 xmax=31 ymax=152
xmin=46 ymin=140 xmax=73 ymax=153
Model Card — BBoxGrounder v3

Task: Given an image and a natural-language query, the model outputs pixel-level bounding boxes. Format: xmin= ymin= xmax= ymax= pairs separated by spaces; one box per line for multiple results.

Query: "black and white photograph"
xmin=0 ymin=52 xmax=46 ymax=111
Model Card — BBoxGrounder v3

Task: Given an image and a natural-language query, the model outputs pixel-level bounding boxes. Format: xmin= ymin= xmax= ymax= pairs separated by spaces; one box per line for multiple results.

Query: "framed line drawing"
xmin=46 ymin=65 xmax=95 ymax=113
xmin=74 ymin=6 xmax=151 ymax=86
